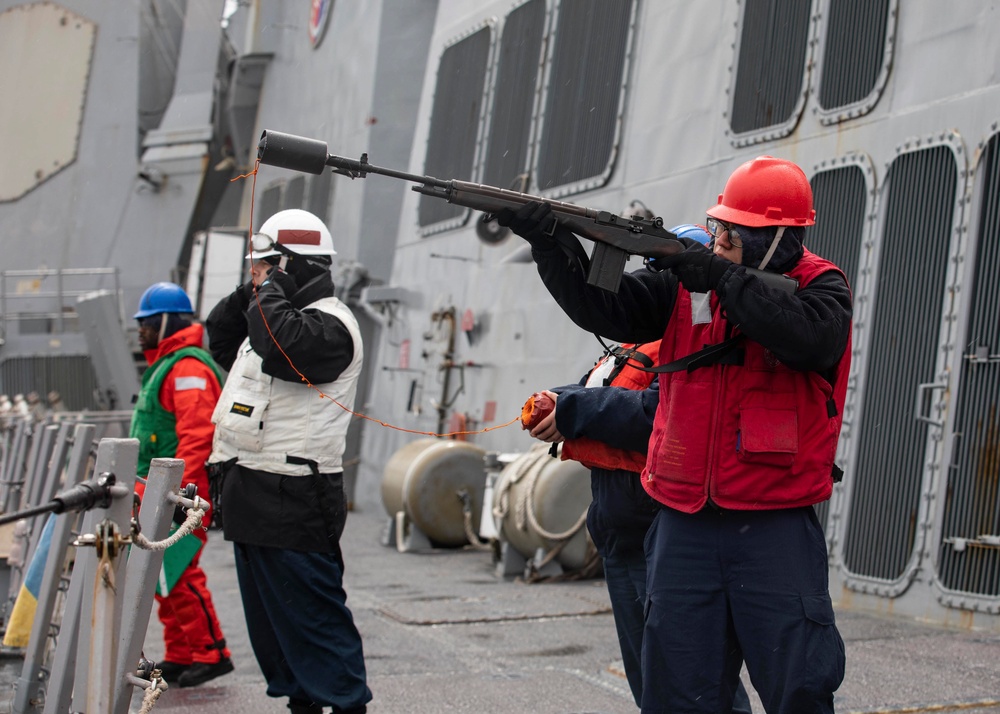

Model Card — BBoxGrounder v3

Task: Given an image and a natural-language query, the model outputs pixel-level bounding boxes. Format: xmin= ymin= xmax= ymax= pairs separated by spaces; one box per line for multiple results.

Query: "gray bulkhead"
xmin=0 ymin=0 xmax=998 ymax=633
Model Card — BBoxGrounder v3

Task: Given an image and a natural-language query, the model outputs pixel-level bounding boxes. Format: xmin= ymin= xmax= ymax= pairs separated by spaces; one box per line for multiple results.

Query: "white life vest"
xmin=209 ymin=296 xmax=363 ymax=476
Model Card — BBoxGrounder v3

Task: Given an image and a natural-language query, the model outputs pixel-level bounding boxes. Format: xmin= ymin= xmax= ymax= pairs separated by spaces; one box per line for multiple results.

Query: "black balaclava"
xmin=284 ymin=253 xmax=333 ymax=286
xmin=161 ymin=313 xmax=194 ymax=341
xmin=737 ymin=225 xmax=805 ymax=272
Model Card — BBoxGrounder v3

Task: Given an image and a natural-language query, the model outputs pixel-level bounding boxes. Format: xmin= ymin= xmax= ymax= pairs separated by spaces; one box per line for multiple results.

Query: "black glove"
xmin=262 ymin=266 xmax=297 ymax=294
xmin=172 ymin=503 xmax=188 ymax=525
xmin=239 ymin=279 xmax=256 ymax=305
xmin=656 ymin=237 xmax=730 ymax=293
xmin=495 ymin=201 xmax=559 ymax=249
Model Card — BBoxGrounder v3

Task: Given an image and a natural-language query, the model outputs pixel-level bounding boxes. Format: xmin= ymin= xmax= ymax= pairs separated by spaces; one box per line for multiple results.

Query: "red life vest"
xmin=644 ymin=250 xmax=852 ymax=512
xmin=561 ymin=341 xmax=661 ymax=473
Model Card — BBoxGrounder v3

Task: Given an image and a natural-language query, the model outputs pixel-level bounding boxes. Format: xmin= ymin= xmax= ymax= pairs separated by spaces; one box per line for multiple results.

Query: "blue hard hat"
xmin=670 ymin=223 xmax=712 ymax=246
xmin=134 ymin=282 xmax=194 ymax=319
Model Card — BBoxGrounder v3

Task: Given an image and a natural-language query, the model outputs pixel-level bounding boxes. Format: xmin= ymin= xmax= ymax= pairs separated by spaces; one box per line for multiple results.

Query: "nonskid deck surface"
xmin=1 ymin=504 xmax=997 ymax=714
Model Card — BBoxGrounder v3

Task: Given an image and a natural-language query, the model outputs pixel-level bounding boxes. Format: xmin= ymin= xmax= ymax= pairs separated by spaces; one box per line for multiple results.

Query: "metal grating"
xmin=843 ymin=146 xmax=957 ymax=582
xmin=807 ymin=164 xmax=869 ymax=531
xmin=730 ymin=0 xmax=811 ymax=136
xmin=937 ymin=133 xmax=1000 ymax=598
xmin=817 ymin=0 xmax=890 ymax=112
xmin=482 ymin=0 xmax=546 ymax=190
xmin=536 ymin=0 xmax=632 ymax=191
xmin=418 ymin=26 xmax=492 ymax=228
xmin=0 ymin=355 xmax=101 ymax=411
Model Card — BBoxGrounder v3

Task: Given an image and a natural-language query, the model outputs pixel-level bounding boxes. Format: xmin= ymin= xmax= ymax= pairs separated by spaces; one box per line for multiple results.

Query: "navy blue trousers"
xmin=587 ymin=470 xmax=658 ymax=706
xmin=589 ymin=471 xmax=752 ymax=712
xmin=641 ymin=505 xmax=845 ymax=714
xmin=233 ymin=543 xmax=372 ymax=713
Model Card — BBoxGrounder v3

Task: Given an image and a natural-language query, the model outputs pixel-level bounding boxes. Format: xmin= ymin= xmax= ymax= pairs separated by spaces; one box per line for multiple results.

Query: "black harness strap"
xmin=593 ymin=337 xmax=656 ymax=385
xmin=595 ymin=332 xmax=745 ymax=375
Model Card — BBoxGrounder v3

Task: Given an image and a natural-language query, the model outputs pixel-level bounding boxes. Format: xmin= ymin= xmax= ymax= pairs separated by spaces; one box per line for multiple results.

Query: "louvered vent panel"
xmin=419 ymin=27 xmax=491 ymax=228
xmin=482 ymin=0 xmax=546 ymax=189
xmin=818 ymin=0 xmax=890 ymax=110
xmin=843 ymin=146 xmax=956 ymax=581
xmin=730 ymin=0 xmax=811 ymax=134
xmin=536 ymin=0 xmax=632 ymax=191
xmin=806 ymin=165 xmax=868 ymax=531
xmin=938 ymin=133 xmax=1000 ymax=598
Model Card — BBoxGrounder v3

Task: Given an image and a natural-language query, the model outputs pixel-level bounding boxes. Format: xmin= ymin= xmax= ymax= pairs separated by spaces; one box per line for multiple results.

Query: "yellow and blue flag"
xmin=3 ymin=515 xmax=55 ymax=648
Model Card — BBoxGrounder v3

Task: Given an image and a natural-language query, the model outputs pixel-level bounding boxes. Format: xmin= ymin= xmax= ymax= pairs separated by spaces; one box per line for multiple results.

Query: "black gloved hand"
xmin=495 ymin=201 xmax=558 ymax=249
xmin=657 ymin=237 xmax=730 ymax=293
xmin=239 ymin=279 xmax=256 ymax=304
xmin=262 ymin=266 xmax=297 ymax=294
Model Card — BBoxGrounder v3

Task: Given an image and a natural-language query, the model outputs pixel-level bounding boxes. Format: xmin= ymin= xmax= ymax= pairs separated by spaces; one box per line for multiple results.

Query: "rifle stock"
xmin=256 ymin=129 xmax=796 ymax=294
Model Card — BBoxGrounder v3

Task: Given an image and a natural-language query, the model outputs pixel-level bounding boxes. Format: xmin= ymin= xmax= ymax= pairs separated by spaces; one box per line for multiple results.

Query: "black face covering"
xmin=738 ymin=225 xmax=805 ymax=272
xmin=283 ymin=253 xmax=333 ymax=285
xmin=161 ymin=313 xmax=194 ymax=341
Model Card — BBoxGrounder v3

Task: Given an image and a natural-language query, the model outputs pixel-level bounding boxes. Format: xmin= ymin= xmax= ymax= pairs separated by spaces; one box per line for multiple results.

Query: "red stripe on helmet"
xmin=276 ymin=228 xmax=322 ymax=245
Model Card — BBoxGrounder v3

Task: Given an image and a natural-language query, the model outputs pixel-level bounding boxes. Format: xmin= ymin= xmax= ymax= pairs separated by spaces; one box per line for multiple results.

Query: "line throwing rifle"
xmin=255 ymin=130 xmax=795 ymax=294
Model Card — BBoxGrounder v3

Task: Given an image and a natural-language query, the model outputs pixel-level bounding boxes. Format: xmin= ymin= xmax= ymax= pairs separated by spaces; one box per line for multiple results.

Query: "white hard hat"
xmin=247 ymin=209 xmax=336 ymax=259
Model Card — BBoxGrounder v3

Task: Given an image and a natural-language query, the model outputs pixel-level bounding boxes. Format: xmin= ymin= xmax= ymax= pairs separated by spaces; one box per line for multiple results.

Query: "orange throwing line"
xmin=230 ymin=163 xmax=519 ymax=438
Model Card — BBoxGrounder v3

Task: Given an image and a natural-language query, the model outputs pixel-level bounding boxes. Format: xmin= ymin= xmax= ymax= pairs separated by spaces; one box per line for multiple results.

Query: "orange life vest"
xmin=561 ymin=341 xmax=661 ymax=472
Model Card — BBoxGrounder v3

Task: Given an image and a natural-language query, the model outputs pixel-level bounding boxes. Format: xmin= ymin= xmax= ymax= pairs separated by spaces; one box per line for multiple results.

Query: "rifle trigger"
xmin=543 ymin=217 xmax=558 ymax=237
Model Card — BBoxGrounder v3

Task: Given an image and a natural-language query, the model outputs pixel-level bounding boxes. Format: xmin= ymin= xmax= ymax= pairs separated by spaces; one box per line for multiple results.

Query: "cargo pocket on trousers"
xmin=801 ymin=594 xmax=846 ymax=695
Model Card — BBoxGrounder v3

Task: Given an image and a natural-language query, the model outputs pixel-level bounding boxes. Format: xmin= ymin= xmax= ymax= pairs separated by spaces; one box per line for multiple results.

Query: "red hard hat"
xmin=706 ymin=156 xmax=816 ymax=227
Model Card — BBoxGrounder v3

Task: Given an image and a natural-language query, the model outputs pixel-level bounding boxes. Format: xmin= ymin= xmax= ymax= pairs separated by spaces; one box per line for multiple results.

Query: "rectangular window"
xmin=730 ymin=0 xmax=812 ymax=141
xmin=536 ymin=0 xmax=634 ymax=193
xmin=817 ymin=0 xmax=894 ymax=119
xmin=418 ymin=26 xmax=492 ymax=230
xmin=482 ymin=0 xmax=546 ymax=190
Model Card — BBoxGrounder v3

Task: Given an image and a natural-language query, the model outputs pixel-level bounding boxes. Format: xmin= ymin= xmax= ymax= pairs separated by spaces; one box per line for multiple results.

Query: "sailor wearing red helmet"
xmin=498 ymin=156 xmax=852 ymax=714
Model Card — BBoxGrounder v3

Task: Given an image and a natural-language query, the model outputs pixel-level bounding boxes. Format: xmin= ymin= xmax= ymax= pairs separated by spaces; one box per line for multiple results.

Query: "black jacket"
xmin=205 ymin=271 xmax=355 ymax=555
xmin=206 ymin=271 xmax=354 ymax=384
xmin=531 ymin=242 xmax=852 ymax=374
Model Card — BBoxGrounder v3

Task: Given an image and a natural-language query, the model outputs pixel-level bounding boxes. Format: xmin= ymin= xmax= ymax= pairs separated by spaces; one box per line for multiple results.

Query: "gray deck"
xmin=2 ymin=503 xmax=999 ymax=713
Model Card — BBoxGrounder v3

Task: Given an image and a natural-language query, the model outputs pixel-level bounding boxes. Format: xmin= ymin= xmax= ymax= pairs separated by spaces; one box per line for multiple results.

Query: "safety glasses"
xmin=706 ymin=217 xmax=743 ymax=249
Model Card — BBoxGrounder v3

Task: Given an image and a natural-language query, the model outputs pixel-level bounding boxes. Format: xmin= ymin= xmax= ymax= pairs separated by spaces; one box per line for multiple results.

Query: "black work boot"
xmin=288 ymin=699 xmax=323 ymax=714
xmin=154 ymin=661 xmax=189 ymax=683
xmin=176 ymin=656 xmax=234 ymax=687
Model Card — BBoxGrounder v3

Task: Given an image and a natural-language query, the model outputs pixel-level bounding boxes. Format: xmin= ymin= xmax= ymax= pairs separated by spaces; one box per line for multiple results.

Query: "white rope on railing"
xmin=131 ymin=499 xmax=206 ymax=551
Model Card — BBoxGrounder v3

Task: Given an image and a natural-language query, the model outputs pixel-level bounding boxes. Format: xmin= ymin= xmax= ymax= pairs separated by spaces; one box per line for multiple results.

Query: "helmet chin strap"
xmin=757 ymin=226 xmax=786 ymax=271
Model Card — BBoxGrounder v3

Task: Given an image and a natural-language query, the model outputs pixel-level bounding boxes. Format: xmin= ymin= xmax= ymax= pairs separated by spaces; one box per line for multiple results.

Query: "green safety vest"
xmin=129 ymin=346 xmax=224 ymax=477
xmin=128 ymin=345 xmax=223 ymax=595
